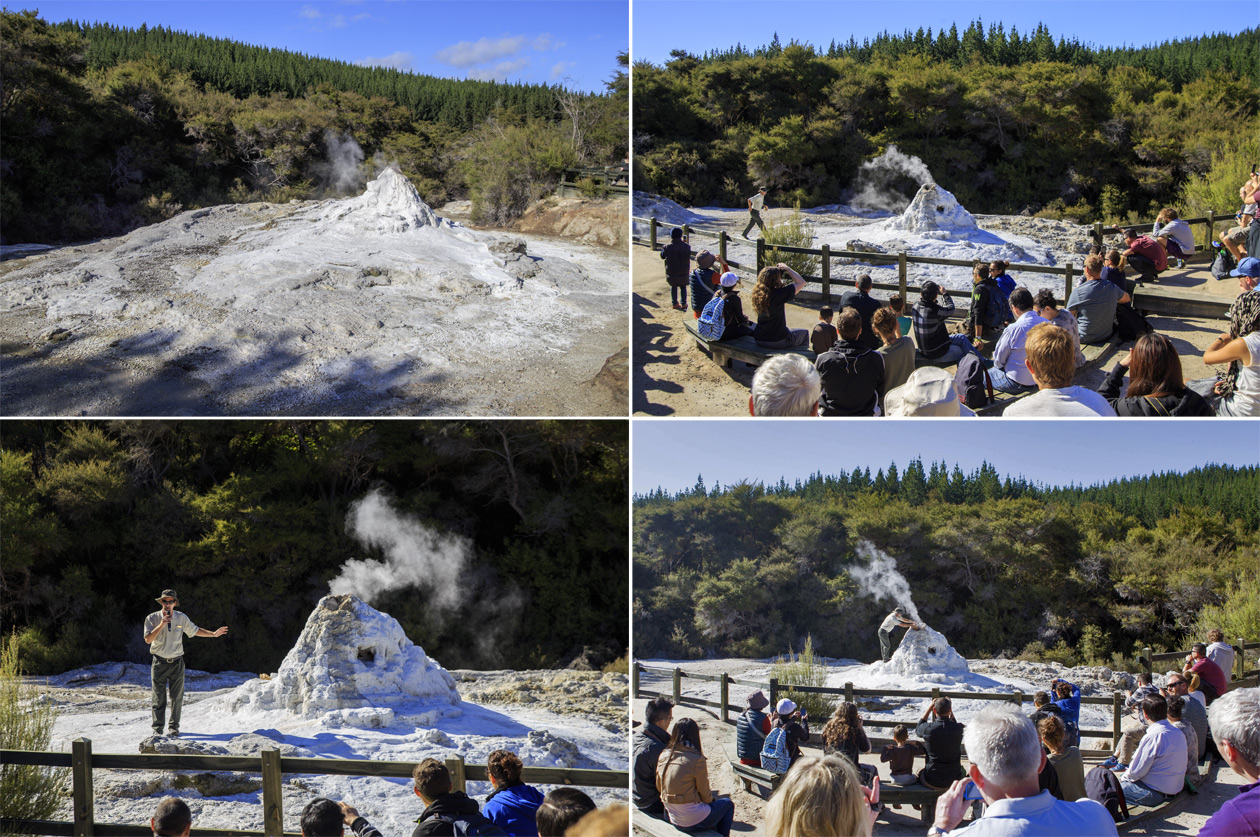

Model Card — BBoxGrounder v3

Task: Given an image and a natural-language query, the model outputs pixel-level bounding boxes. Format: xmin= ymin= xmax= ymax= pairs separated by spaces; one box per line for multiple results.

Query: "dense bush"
xmin=0 ymin=634 xmax=64 ymax=825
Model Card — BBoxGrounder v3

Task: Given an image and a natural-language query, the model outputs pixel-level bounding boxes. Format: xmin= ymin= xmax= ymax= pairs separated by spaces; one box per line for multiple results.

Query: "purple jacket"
xmin=1198 ymin=780 xmax=1259 ymax=836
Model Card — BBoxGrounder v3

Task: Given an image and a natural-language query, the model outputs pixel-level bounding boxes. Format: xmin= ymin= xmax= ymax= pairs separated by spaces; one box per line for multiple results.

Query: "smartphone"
xmin=963 ymin=781 xmax=984 ymax=801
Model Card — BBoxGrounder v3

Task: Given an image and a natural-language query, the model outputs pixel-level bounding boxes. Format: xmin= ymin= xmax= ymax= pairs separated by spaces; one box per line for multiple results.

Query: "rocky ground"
xmin=452 ymin=669 xmax=628 ymax=732
xmin=1 ymin=174 xmax=627 ymax=417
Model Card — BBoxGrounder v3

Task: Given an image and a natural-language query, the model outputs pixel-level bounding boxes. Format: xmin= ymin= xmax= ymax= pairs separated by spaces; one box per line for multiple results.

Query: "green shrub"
xmin=770 ymin=636 xmax=834 ymax=721
xmin=0 ymin=633 xmax=64 ymax=827
xmin=1193 ymin=571 xmax=1260 ymax=650
xmin=576 ymin=176 xmax=610 ymax=199
xmin=762 ymin=204 xmax=819 ymax=278
xmin=1179 ymin=136 xmax=1260 ymax=225
xmin=602 ymin=654 xmax=629 ymax=675
xmin=1080 ymin=625 xmax=1111 ymax=666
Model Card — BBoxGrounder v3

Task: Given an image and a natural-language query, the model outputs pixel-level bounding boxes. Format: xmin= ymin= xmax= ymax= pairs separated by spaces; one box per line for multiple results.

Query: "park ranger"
xmin=143 ymin=589 xmax=228 ymax=738
xmin=879 ymin=606 xmax=922 ymax=663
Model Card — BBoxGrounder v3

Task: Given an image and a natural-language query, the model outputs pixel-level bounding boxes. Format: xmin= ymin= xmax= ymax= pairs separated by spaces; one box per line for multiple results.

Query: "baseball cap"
xmin=1231 ymin=256 xmax=1260 ymax=278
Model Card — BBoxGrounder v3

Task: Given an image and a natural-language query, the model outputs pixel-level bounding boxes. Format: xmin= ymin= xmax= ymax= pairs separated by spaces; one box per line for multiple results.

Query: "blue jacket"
xmin=482 ymin=783 xmax=545 ymax=836
xmin=1052 ymin=681 xmax=1081 ymax=729
xmin=735 ymin=708 xmax=770 ymax=761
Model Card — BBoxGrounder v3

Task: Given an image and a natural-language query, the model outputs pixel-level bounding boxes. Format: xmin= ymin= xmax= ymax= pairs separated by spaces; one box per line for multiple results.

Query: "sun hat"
xmin=155 ymin=589 xmax=179 ymax=604
xmin=884 ymin=367 xmax=976 ymax=417
xmin=747 ymin=690 xmax=769 ymax=711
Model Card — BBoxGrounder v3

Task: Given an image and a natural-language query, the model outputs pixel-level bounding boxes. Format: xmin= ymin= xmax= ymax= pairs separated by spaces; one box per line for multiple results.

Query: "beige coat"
xmin=655 ymin=744 xmax=714 ymax=805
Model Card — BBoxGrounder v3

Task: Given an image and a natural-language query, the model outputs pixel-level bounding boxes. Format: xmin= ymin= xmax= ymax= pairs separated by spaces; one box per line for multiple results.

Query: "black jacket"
xmin=1098 ymin=366 xmax=1215 ymax=416
xmin=632 ymin=722 xmax=670 ymax=812
xmin=412 ymin=791 xmax=498 ymax=836
xmin=839 ymin=289 xmax=883 ymax=350
xmin=915 ymin=718 xmax=966 ymax=789
xmin=816 ymin=340 xmax=885 ymax=416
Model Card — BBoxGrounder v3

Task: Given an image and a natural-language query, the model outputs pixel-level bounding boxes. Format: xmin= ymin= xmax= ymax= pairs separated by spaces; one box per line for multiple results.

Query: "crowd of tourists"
xmin=662 ymin=190 xmax=1260 ymax=418
xmin=147 ymin=750 xmax=626 ymax=837
xmin=633 ymin=631 xmax=1256 ymax=836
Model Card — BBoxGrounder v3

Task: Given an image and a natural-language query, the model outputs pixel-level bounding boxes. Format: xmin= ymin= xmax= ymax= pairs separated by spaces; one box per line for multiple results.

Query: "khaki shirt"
xmin=144 ymin=610 xmax=199 ymax=659
xmin=748 ymin=192 xmax=765 ymax=212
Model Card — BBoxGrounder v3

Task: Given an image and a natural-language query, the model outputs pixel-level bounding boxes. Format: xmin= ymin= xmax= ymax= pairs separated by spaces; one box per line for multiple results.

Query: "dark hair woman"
xmin=655 ymin=717 xmax=735 ymax=835
xmin=822 ymin=702 xmax=874 ymax=784
xmin=1099 ymin=332 xmax=1214 ymax=416
xmin=751 ymin=262 xmax=809 ymax=349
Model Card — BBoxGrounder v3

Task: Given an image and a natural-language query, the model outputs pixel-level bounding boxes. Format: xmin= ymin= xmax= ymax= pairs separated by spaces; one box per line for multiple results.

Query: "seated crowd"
xmin=633 ymin=629 xmax=1254 ymax=836
xmin=740 ymin=251 xmax=1260 ymax=417
xmin=148 ymin=751 xmax=624 ymax=837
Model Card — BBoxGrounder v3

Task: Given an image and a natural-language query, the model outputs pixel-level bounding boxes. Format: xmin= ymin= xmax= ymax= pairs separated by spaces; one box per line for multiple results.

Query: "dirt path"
xmin=632 ymin=693 xmax=1246 ymax=836
xmin=632 ymin=245 xmax=1237 ymax=417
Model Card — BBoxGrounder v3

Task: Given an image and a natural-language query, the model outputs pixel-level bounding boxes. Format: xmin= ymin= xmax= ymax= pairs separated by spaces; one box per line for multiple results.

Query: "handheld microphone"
xmin=165 ymin=605 xmax=172 ymax=632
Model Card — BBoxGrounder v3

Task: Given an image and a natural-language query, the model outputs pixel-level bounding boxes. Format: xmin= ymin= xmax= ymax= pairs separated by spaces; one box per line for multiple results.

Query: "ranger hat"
xmin=156 ymin=589 xmax=179 ymax=604
xmin=747 ymin=690 xmax=769 ymax=711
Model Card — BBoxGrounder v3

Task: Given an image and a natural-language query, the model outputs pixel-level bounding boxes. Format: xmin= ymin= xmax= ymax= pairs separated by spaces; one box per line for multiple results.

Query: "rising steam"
xmin=849 ymin=540 xmax=921 ymax=621
xmin=850 ymin=145 xmax=935 ymax=213
xmin=331 ymin=490 xmax=471 ymax=607
xmin=318 ymin=132 xmax=367 ymax=195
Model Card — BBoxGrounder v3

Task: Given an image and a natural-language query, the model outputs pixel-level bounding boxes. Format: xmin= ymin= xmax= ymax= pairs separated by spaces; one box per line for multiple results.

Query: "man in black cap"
xmin=143 ymin=589 xmax=229 ymax=738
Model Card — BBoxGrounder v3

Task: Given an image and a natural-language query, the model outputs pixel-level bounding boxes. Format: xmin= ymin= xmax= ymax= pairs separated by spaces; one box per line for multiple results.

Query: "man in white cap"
xmin=143 ymin=589 xmax=229 ymax=737
xmin=884 ymin=367 xmax=976 ymax=417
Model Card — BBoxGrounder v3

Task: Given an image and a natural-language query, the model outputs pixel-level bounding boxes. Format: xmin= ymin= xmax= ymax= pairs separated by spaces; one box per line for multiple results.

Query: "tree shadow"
xmin=633 ymin=293 xmax=682 ymax=416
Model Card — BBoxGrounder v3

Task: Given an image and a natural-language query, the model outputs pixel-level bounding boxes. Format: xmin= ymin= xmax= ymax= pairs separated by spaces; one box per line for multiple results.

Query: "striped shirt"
xmin=913 ymin=294 xmax=956 ymax=359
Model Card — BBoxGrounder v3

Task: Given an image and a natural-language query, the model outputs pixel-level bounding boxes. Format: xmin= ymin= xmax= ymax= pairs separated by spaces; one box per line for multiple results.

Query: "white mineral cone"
xmin=884 ymin=183 xmax=980 ymax=234
xmin=887 ymin=623 xmax=971 ymax=679
xmin=307 ymin=167 xmax=441 ymax=234
xmin=228 ymin=594 xmax=459 ymax=717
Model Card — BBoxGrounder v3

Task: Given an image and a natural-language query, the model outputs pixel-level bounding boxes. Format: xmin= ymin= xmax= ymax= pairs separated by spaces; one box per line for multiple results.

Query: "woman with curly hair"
xmin=751 ymin=262 xmax=809 ymax=348
xmin=764 ymin=755 xmax=879 ymax=837
xmin=654 ymin=717 xmax=735 ymax=836
xmin=821 ymin=702 xmax=873 ymax=783
xmin=1099 ymin=332 xmax=1214 ymax=416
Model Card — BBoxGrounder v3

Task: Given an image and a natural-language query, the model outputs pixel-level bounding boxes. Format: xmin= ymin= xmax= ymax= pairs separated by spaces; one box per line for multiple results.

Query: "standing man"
xmin=742 ymin=186 xmax=768 ymax=240
xmin=878 ymin=606 xmax=921 ymax=663
xmin=143 ymin=589 xmax=228 ymax=738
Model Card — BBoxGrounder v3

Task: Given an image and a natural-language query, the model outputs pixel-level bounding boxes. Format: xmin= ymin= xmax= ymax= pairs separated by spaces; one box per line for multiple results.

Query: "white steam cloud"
xmin=319 ymin=132 xmax=366 ymax=195
xmin=331 ymin=490 xmax=471 ymax=608
xmin=849 ymin=540 xmax=920 ymax=622
xmin=850 ymin=145 xmax=935 ymax=213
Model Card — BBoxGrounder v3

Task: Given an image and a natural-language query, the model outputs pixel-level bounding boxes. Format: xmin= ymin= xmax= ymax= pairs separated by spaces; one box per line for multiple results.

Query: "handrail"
xmin=1 ymin=740 xmax=627 ymax=837
xmin=1139 ymin=638 xmax=1256 ymax=682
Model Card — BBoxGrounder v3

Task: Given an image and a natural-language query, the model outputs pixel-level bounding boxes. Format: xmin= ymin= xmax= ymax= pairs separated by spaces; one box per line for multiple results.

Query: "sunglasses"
xmin=160 ymin=599 xmax=176 ymax=605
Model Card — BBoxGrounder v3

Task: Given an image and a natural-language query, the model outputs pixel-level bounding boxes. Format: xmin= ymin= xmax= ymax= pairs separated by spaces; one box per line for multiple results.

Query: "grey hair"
xmin=751 ymin=354 xmax=821 ymax=417
xmin=963 ymin=705 xmax=1042 ymax=788
xmin=1209 ymin=688 xmax=1260 ymax=767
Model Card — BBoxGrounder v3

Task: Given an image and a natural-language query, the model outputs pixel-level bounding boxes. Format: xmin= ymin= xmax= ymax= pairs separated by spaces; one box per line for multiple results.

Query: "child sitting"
xmin=888 ymin=294 xmax=912 ymax=336
xmin=810 ymin=306 xmax=838 ymax=354
xmin=880 ymin=724 xmax=925 ymax=786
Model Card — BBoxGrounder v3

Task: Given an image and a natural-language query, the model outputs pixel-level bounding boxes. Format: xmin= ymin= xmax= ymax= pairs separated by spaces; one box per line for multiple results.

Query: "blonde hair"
xmin=1024 ymin=323 xmax=1076 ymax=388
xmin=565 ymin=804 xmax=628 ymax=837
xmin=764 ymin=755 xmax=871 ymax=837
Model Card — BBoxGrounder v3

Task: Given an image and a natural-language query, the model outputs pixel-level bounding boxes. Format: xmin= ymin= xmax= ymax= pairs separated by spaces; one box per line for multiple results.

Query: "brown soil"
xmin=512 ymin=197 xmax=629 ymax=250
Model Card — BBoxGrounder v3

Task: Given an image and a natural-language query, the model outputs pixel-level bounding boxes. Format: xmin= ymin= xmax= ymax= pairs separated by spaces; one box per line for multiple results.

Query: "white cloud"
xmin=468 ymin=58 xmax=531 ymax=81
xmin=330 ymin=14 xmax=347 ymax=28
xmin=435 ymin=36 xmax=527 ymax=68
xmin=356 ymin=51 xmax=415 ymax=71
xmin=299 ymin=5 xmax=322 ymax=19
xmin=533 ymin=34 xmax=565 ymax=51
xmin=550 ymin=61 xmax=576 ymax=80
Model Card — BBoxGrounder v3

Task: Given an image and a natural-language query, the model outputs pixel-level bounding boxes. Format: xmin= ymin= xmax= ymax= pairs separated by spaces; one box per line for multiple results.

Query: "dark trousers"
xmin=879 ymin=628 xmax=897 ymax=662
xmin=671 ymin=285 xmax=686 ymax=307
xmin=1127 ymin=253 xmax=1161 ymax=282
xmin=742 ymin=210 xmax=765 ymax=238
xmin=152 ymin=655 xmax=185 ymax=733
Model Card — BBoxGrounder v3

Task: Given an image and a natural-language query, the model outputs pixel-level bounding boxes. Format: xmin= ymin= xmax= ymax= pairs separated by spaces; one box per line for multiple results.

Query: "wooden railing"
xmin=0 ymin=739 xmax=627 ymax=837
xmin=1138 ymin=638 xmax=1257 ymax=682
xmin=633 ymin=659 xmax=1260 ymax=750
xmin=558 ymin=166 xmax=629 ymax=198
xmin=1088 ymin=213 xmax=1227 ymax=255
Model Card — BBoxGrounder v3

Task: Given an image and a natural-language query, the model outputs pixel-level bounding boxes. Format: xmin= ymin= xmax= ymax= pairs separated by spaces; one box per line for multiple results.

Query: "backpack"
xmin=760 ymin=726 xmax=791 ymax=774
xmin=1114 ymin=304 xmax=1153 ymax=342
xmin=431 ymin=813 xmax=508 ymax=836
xmin=697 ymin=294 xmax=727 ymax=340
xmin=979 ymin=285 xmax=1006 ymax=330
xmin=1085 ymin=766 xmax=1129 ymax=822
xmin=1210 ymin=247 xmax=1236 ymax=280
xmin=954 ymin=353 xmax=994 ymax=409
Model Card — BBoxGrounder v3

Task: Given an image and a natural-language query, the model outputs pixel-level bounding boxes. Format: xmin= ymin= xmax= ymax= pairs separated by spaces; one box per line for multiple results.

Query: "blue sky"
xmin=29 ymin=1 xmax=627 ymax=92
xmin=632 ymin=0 xmax=1257 ymax=65
xmin=632 ymin=421 xmax=1260 ymax=495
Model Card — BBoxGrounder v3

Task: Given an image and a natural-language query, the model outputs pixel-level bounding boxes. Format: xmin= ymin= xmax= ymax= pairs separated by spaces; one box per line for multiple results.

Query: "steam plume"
xmin=849 ymin=540 xmax=920 ymax=621
xmin=331 ymin=490 xmax=471 ymax=607
xmin=850 ymin=145 xmax=934 ymax=212
xmin=319 ymin=132 xmax=367 ymax=195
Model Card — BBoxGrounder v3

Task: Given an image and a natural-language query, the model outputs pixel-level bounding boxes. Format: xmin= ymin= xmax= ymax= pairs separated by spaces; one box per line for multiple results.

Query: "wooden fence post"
xmin=1093 ymin=222 xmax=1103 ymax=252
xmin=682 ymin=223 xmax=691 ymax=243
xmin=931 ymin=687 xmax=941 ymax=703
xmin=673 ymin=667 xmax=682 ymax=705
xmin=1064 ymin=262 xmax=1074 ymax=302
xmin=261 ymin=748 xmax=284 ymax=837
xmin=1206 ymin=210 xmax=1216 ymax=252
xmin=769 ymin=677 xmax=779 ymax=710
xmin=821 ymin=244 xmax=831 ymax=304
xmin=898 ymin=252 xmax=908 ymax=303
xmin=71 ymin=738 xmax=94 ymax=837
xmin=720 ymin=674 xmax=730 ymax=723
xmin=650 ymin=217 xmax=658 ymax=250
xmin=757 ymin=238 xmax=766 ymax=273
xmin=1013 ymin=690 xmax=1023 ymax=708
xmin=1113 ymin=692 xmax=1124 ymax=748
xmin=844 ymin=682 xmax=854 ymax=705
xmin=719 ymin=230 xmax=728 ymax=264
xmin=631 ymin=660 xmax=640 ymax=699
xmin=1141 ymin=647 xmax=1152 ymax=679
xmin=1236 ymin=638 xmax=1245 ymax=682
xmin=446 ymin=755 xmax=467 ymax=793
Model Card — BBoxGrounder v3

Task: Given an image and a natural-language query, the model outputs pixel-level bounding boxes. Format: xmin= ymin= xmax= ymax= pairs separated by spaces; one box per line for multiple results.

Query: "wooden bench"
xmin=633 ymin=811 xmax=722 ymax=837
xmin=878 ymin=782 xmax=948 ymax=824
xmin=721 ymin=741 xmax=784 ymax=796
xmin=684 ymin=317 xmax=815 ymax=369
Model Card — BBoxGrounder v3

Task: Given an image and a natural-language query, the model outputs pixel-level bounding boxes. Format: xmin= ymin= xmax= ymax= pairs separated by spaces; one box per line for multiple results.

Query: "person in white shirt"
xmin=1119 ymin=694 xmax=1187 ymax=807
xmin=928 ymin=705 xmax=1116 ymax=836
xmin=988 ymin=288 xmax=1045 ymax=394
xmin=742 ymin=187 xmax=768 ymax=240
xmin=1193 ymin=258 xmax=1260 ymax=415
xmin=1003 ymin=323 xmax=1115 ymax=417
xmin=143 ymin=588 xmax=229 ymax=738
xmin=878 ymin=607 xmax=921 ymax=662
xmin=1205 ymin=630 xmax=1235 ymax=683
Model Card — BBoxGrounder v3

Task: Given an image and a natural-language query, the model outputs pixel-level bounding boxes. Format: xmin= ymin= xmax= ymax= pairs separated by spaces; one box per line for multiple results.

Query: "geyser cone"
xmin=885 ymin=183 xmax=979 ymax=234
xmin=886 ymin=623 xmax=971 ymax=679
xmin=228 ymin=594 xmax=459 ymax=718
xmin=310 ymin=167 xmax=442 ymax=234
